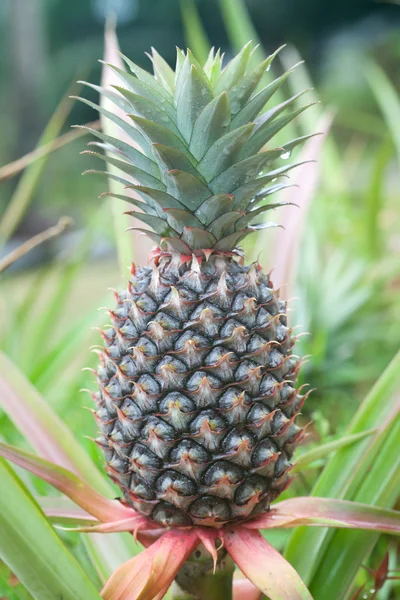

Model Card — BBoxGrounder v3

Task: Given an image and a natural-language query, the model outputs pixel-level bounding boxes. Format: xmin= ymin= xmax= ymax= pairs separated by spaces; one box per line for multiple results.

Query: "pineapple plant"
xmin=1 ymin=38 xmax=400 ymax=600
xmin=83 ymin=42 xmax=314 ymax=528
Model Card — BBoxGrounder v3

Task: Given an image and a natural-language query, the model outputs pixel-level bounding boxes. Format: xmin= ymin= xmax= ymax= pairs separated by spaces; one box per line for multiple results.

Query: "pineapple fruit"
xmin=85 ymin=43 xmax=312 ymax=528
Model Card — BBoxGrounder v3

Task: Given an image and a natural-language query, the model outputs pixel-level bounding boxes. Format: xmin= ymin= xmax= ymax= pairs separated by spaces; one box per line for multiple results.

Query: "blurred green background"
xmin=0 ymin=1 xmax=400 ymax=597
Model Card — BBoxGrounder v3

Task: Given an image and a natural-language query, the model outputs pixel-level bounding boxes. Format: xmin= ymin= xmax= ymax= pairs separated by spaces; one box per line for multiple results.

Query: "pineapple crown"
xmin=78 ymin=43 xmax=315 ymax=256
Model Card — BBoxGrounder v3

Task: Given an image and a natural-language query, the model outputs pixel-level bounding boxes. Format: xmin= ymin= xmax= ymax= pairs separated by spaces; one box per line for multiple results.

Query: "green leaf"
xmin=100 ymin=63 xmax=176 ymax=120
xmin=246 ymin=99 xmax=315 ymax=156
xmin=163 ymin=208 xmax=204 ymax=232
xmin=129 ymin=185 xmax=189 ymax=213
xmin=195 ymin=193 xmax=235 ymax=225
xmin=231 ymin=69 xmax=296 ymax=129
xmin=198 ymin=124 xmax=255 ymax=182
xmin=177 ymin=64 xmax=213 ymax=142
xmin=83 ymin=169 xmax=136 ymax=189
xmin=209 ymin=148 xmax=284 ymax=194
xmin=165 ymin=170 xmax=211 ymax=211
xmin=78 ymin=80 xmax=133 ymax=113
xmin=78 ymin=126 xmax=159 ymax=175
xmin=151 ymin=143 xmax=200 ymax=178
xmin=73 ymin=95 xmax=151 ymax=155
xmin=227 ymin=56 xmax=279 ymax=117
xmin=189 ymin=93 xmax=231 ymax=160
xmin=174 ymin=50 xmax=207 ymax=108
xmin=175 ymin=47 xmax=186 ymax=82
xmin=181 ymin=227 xmax=217 ymax=250
xmin=128 ymin=212 xmax=179 ymax=237
xmin=207 ymin=211 xmax=244 ymax=238
xmin=130 ymin=115 xmax=194 ymax=162
xmin=101 ymin=192 xmax=157 ymax=215
xmin=214 ymin=41 xmax=252 ymax=94
xmin=207 ymin=49 xmax=224 ymax=89
xmin=231 ymin=161 xmax=309 ymax=210
xmin=291 ymin=429 xmax=377 ymax=474
xmin=213 ymin=229 xmax=252 ymax=250
xmin=235 ymin=202 xmax=292 ymax=229
xmin=0 ymin=460 xmax=101 ymax=600
xmin=149 ymin=47 xmax=176 ymax=93
xmin=114 ymin=86 xmax=183 ymax=139
xmin=119 ymin=52 xmax=173 ymax=101
xmin=84 ymin=151 xmax=164 ymax=190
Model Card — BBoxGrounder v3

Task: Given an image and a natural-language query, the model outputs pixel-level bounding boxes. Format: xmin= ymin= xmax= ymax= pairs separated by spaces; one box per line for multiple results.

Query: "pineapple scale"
xmin=94 ymin=254 xmax=305 ymax=528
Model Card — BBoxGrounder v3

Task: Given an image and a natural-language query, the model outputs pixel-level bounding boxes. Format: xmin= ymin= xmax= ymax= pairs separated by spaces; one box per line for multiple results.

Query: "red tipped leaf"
xmin=246 ymin=497 xmax=400 ymax=534
xmin=101 ymin=529 xmax=199 ymax=600
xmin=0 ymin=442 xmax=135 ymax=523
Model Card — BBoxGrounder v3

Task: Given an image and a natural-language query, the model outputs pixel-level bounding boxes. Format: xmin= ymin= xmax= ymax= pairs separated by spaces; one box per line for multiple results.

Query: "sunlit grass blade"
xmin=284 ymin=349 xmax=400 ymax=584
xmin=180 ymin=0 xmax=211 ymax=64
xmin=308 ymin=412 xmax=400 ymax=599
xmin=219 ymin=0 xmax=263 ymax=60
xmin=364 ymin=140 xmax=392 ymax=260
xmin=0 ymin=459 xmax=101 ymax=600
xmin=291 ymin=429 xmax=376 ymax=474
xmin=365 ymin=60 xmax=400 ymax=164
xmin=0 ymin=85 xmax=79 ymax=247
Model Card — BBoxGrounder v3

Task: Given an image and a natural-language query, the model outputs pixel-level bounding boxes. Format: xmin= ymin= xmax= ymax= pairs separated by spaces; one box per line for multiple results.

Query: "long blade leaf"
xmin=0 ymin=459 xmax=101 ymax=600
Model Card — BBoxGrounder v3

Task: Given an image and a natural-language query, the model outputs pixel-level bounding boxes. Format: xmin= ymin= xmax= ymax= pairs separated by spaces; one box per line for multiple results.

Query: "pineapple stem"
xmin=171 ymin=544 xmax=235 ymax=600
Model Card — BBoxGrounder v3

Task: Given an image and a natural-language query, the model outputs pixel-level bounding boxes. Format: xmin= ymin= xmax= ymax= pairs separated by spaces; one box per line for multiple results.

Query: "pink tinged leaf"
xmin=101 ymin=529 xmax=199 ymax=600
xmin=0 ymin=351 xmax=78 ymax=472
xmin=233 ymin=579 xmax=262 ymax=600
xmin=225 ymin=527 xmax=313 ymax=600
xmin=246 ymin=497 xmax=400 ymax=534
xmin=264 ymin=111 xmax=334 ymax=296
xmin=56 ymin=516 xmax=155 ymax=534
xmin=0 ymin=442 xmax=135 ymax=523
xmin=38 ymin=496 xmax=98 ymax=525
xmin=136 ymin=528 xmax=166 ymax=549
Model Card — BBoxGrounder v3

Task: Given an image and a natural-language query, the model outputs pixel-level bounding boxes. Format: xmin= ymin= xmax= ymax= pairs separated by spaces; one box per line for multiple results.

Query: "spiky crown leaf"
xmin=79 ymin=43 xmax=314 ymax=254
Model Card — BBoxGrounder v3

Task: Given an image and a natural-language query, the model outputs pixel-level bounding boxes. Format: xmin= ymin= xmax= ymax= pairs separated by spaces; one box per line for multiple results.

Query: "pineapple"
xmin=85 ymin=43 xmax=312 ymax=528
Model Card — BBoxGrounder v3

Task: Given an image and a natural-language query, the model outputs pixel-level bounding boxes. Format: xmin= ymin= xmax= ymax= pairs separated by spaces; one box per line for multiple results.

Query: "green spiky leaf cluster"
xmin=78 ymin=43 xmax=314 ymax=253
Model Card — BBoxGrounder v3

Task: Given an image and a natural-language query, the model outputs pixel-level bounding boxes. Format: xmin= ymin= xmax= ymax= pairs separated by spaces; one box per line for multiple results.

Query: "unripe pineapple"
xmin=84 ymin=43 xmax=312 ymax=528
